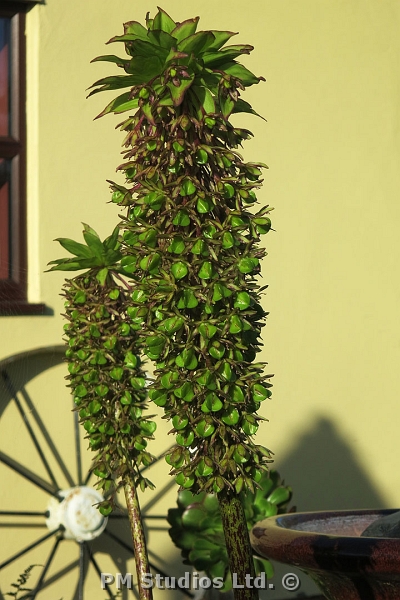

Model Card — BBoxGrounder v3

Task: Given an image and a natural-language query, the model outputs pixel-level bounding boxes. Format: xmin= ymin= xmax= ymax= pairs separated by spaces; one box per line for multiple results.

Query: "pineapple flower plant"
xmin=48 ymin=7 xmax=275 ymax=600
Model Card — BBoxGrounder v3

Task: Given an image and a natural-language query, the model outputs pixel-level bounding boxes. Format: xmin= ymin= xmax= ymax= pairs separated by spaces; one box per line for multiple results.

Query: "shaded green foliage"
xmin=168 ymin=470 xmax=292 ymax=591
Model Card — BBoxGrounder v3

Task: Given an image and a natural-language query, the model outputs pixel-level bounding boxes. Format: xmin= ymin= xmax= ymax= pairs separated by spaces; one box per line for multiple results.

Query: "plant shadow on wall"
xmin=45 ymin=6 xmax=277 ymax=600
xmin=274 ymin=416 xmax=386 ymax=512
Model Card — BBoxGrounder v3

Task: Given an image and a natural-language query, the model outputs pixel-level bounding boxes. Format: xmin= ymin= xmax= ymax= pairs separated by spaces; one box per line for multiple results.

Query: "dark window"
xmin=0 ymin=1 xmax=44 ymax=315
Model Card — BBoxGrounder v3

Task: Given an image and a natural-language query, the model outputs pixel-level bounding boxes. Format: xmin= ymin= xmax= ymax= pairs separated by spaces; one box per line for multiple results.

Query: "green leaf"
xmin=232 ymin=385 xmax=245 ymax=403
xmin=252 ymin=383 xmax=272 ymax=402
xmin=171 ymin=261 xmax=188 ymax=279
xmin=124 ymin=352 xmax=138 ymax=369
xmin=159 ymin=315 xmax=184 ymax=335
xmin=233 ymin=444 xmax=248 ymax=464
xmin=147 ymin=30 xmax=177 ymax=50
xmin=121 ymin=20 xmax=148 ymax=39
xmin=73 ymin=291 xmax=87 ymax=304
xmin=241 ymin=417 xmax=259 ymax=435
xmin=175 ymin=382 xmax=195 ymax=402
xmin=168 ymin=73 xmax=195 ymax=106
xmin=160 ymin=371 xmax=179 ymax=389
xmin=75 ymin=385 xmax=88 ymax=398
xmin=177 ymin=31 xmax=216 ymax=55
xmin=176 ymin=349 xmax=198 ymax=370
xmin=221 ymin=407 xmax=239 ymax=425
xmin=91 ymin=54 xmax=130 ymax=66
xmin=173 ymin=210 xmax=190 ymax=226
xmin=175 ymin=472 xmax=195 ymax=488
xmin=149 ymin=389 xmax=168 ymax=407
xmin=180 ymin=178 xmax=197 ymax=196
xmin=54 ymin=237 xmax=93 ymax=259
xmin=131 ymin=289 xmax=147 ymax=303
xmin=168 ymin=236 xmax=186 ymax=254
xmin=195 ymin=420 xmax=215 ymax=438
xmin=195 ymin=148 xmax=209 ymax=165
xmin=203 ymin=44 xmax=252 ymax=67
xmin=192 ymin=86 xmax=216 ymax=114
xmin=198 ymin=261 xmax=213 ymax=279
xmin=121 ymin=255 xmax=137 ymax=274
xmin=223 ymin=183 xmax=235 ymax=198
xmin=196 ymin=197 xmax=213 ymax=214
xmin=254 ymin=217 xmax=272 ymax=234
xmin=222 ymin=232 xmax=235 ymax=249
xmin=198 ymin=323 xmax=217 ymax=339
xmin=138 ymin=228 xmax=157 ymax=247
xmin=223 ymin=63 xmax=262 ymax=86
xmin=143 ymin=191 xmax=165 ymax=210
xmin=234 ymin=291 xmax=251 ymax=310
xmin=46 ymin=259 xmax=88 ymax=272
xmin=104 ymin=225 xmax=120 ymax=251
xmin=176 ymin=431 xmax=195 ymax=447
xmin=229 ymin=315 xmax=242 ymax=333
xmin=140 ymin=252 xmax=161 ymax=273
xmin=82 ymin=228 xmax=104 ymax=259
xmin=110 ymin=367 xmax=124 ymax=381
xmin=219 ymin=362 xmax=233 ymax=381
xmin=220 ymin=94 xmax=235 ymax=119
xmin=238 ymin=257 xmax=259 ymax=273
xmin=202 ymin=392 xmax=223 ymax=412
xmin=130 ymin=377 xmax=146 ymax=390
xmin=209 ymin=342 xmax=225 ymax=360
xmin=172 ymin=415 xmax=189 ymax=431
xmin=146 ymin=334 xmax=166 ymax=348
xmin=88 ymin=74 xmax=142 ymax=97
xmin=171 ymin=17 xmax=199 ymax=43
xmin=153 ymin=8 xmax=176 ymax=33
xmin=191 ymin=239 xmax=206 ymax=254
xmin=177 ymin=289 xmax=198 ymax=309
xmin=232 ymin=98 xmax=266 ymax=121
xmin=195 ymin=459 xmax=214 ymax=477
xmin=207 ymin=30 xmax=237 ymax=51
xmin=96 ymin=267 xmax=109 ymax=285
xmin=96 ymin=92 xmax=139 ymax=118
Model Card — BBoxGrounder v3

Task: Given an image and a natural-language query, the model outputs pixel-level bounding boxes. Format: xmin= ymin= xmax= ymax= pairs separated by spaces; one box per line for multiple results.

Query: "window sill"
xmin=0 ymin=301 xmax=50 ymax=316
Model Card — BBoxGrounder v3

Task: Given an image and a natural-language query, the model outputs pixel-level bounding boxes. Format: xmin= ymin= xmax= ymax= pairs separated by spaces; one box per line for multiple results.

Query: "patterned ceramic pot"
xmin=251 ymin=509 xmax=400 ymax=600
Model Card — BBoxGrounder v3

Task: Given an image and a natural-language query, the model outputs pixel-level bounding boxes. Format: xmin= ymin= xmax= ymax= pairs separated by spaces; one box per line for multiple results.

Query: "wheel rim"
xmin=0 ymin=346 xmax=193 ymax=599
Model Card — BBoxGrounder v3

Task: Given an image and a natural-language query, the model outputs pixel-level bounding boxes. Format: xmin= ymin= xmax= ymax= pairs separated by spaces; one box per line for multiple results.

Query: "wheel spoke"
xmin=0 ymin=450 xmax=61 ymax=499
xmin=0 ymin=371 xmax=61 ymax=489
xmin=0 ymin=511 xmax=47 ymax=517
xmin=139 ymin=447 xmax=174 ymax=475
xmin=21 ymin=386 xmax=75 ymax=487
xmin=88 ymin=552 xmax=115 ymax=599
xmin=103 ymin=529 xmax=194 ymax=599
xmin=140 ymin=478 xmax=176 ymax=514
xmin=108 ymin=514 xmax=166 ymax=520
xmin=0 ymin=527 xmax=61 ymax=570
xmin=30 ymin=535 xmax=62 ymax=599
xmin=84 ymin=468 xmax=93 ymax=486
xmin=71 ymin=541 xmax=89 ymax=600
xmin=74 ymin=407 xmax=83 ymax=486
xmin=103 ymin=529 xmax=167 ymax=578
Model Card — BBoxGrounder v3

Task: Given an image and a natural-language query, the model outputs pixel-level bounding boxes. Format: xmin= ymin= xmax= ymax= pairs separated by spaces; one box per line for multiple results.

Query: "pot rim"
xmin=251 ymin=508 xmax=400 ymax=574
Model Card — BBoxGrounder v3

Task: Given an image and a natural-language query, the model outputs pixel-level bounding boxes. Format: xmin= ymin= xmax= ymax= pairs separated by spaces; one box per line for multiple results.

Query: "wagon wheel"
xmin=0 ymin=346 xmax=190 ymax=600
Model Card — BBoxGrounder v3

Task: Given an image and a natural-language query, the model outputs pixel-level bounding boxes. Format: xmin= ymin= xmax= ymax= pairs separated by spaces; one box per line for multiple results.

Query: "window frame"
xmin=0 ymin=0 xmax=44 ymax=316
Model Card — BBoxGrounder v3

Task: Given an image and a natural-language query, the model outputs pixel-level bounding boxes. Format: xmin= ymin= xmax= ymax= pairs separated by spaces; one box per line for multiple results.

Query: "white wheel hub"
xmin=46 ymin=486 xmax=108 ymax=542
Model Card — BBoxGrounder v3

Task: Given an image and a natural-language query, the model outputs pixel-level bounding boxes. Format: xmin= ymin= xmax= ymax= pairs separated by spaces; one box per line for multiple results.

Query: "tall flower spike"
xmin=48 ymin=224 xmax=156 ymax=514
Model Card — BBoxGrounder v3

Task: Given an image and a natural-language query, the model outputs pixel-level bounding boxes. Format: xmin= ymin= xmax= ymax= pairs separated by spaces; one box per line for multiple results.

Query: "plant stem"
xmin=124 ymin=475 xmax=153 ymax=600
xmin=218 ymin=492 xmax=259 ymax=600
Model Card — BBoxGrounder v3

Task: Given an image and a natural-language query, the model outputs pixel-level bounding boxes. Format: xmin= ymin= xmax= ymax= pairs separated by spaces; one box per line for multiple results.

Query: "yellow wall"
xmin=1 ymin=0 xmax=400 ymax=595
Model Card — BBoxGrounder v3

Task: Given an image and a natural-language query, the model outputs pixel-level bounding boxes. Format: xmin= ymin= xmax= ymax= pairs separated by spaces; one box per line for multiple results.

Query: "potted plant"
xmin=48 ymin=7 xmax=274 ymax=600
